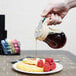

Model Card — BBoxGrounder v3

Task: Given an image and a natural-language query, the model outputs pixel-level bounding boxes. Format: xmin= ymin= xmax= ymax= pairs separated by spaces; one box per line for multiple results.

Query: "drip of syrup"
xmin=35 ymin=39 xmax=37 ymax=58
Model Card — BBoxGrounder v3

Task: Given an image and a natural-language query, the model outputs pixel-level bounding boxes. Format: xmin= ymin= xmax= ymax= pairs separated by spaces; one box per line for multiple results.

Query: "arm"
xmin=41 ymin=0 xmax=76 ymax=25
xmin=67 ymin=0 xmax=76 ymax=9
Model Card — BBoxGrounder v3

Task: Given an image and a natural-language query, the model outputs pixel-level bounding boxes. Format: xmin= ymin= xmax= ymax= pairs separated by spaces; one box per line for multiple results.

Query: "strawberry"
xmin=45 ymin=58 xmax=54 ymax=65
xmin=37 ymin=59 xmax=44 ymax=67
xmin=44 ymin=62 xmax=50 ymax=72
xmin=50 ymin=62 xmax=56 ymax=70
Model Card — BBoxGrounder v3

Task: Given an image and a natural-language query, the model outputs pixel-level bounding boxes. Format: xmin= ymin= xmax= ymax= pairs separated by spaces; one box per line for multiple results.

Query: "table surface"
xmin=0 ymin=50 xmax=76 ymax=76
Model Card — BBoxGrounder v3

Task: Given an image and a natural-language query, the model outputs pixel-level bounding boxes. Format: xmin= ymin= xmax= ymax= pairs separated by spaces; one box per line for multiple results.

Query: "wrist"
xmin=66 ymin=0 xmax=76 ymax=9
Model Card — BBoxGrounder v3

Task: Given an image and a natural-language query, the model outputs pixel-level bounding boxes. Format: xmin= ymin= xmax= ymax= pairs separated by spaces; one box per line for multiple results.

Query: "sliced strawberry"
xmin=45 ymin=58 xmax=54 ymax=65
xmin=50 ymin=62 xmax=56 ymax=70
xmin=37 ymin=59 xmax=44 ymax=67
xmin=44 ymin=62 xmax=50 ymax=72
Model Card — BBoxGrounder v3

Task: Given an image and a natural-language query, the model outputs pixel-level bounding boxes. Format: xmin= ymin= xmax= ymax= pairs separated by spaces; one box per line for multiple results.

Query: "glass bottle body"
xmin=43 ymin=32 xmax=66 ymax=49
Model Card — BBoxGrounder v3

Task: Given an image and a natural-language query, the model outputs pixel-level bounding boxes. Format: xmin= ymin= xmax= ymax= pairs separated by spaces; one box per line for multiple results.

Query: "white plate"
xmin=12 ymin=62 xmax=63 ymax=74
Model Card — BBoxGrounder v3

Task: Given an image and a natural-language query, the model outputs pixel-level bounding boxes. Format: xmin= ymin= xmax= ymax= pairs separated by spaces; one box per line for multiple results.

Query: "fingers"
xmin=41 ymin=5 xmax=53 ymax=17
xmin=48 ymin=14 xmax=62 ymax=25
xmin=41 ymin=4 xmax=62 ymax=25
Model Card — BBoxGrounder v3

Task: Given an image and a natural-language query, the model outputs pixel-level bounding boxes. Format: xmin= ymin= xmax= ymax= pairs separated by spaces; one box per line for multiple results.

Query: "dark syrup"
xmin=43 ymin=32 xmax=66 ymax=49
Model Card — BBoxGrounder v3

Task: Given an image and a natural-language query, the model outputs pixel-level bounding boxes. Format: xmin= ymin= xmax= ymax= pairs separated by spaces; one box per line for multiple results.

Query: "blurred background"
xmin=0 ymin=0 xmax=76 ymax=55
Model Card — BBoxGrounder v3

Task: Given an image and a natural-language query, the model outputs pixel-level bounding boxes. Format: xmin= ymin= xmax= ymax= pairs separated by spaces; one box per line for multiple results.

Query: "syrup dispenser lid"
xmin=35 ymin=18 xmax=50 ymax=40
xmin=35 ymin=17 xmax=62 ymax=40
xmin=35 ymin=19 xmax=43 ymax=38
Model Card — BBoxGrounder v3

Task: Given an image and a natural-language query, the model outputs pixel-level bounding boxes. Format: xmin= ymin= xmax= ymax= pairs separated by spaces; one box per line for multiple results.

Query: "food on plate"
xmin=23 ymin=58 xmax=45 ymax=65
xmin=16 ymin=57 xmax=56 ymax=72
xmin=16 ymin=61 xmax=44 ymax=72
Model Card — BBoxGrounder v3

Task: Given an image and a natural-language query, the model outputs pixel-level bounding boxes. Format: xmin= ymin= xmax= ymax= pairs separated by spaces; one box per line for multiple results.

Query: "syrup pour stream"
xmin=35 ymin=39 xmax=37 ymax=58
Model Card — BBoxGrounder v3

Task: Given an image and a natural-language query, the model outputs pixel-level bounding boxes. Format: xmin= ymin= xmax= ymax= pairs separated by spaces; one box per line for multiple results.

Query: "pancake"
xmin=22 ymin=58 xmax=40 ymax=65
xmin=23 ymin=58 xmax=45 ymax=65
xmin=16 ymin=61 xmax=43 ymax=72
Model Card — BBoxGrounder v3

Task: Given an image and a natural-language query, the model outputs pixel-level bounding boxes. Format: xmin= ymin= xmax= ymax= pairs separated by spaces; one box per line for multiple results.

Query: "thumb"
xmin=41 ymin=5 xmax=52 ymax=17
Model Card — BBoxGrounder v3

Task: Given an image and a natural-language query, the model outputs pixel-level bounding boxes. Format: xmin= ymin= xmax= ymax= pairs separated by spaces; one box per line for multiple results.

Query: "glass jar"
xmin=35 ymin=18 xmax=66 ymax=49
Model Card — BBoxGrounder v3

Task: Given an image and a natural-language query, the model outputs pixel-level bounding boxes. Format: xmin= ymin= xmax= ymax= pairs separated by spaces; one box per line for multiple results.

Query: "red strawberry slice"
xmin=44 ymin=62 xmax=50 ymax=72
xmin=50 ymin=62 xmax=56 ymax=70
xmin=37 ymin=59 xmax=44 ymax=67
xmin=45 ymin=58 xmax=54 ymax=65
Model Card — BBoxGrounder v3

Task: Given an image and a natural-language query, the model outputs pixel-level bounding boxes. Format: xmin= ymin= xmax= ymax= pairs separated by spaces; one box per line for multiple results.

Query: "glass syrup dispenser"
xmin=35 ymin=17 xmax=66 ymax=49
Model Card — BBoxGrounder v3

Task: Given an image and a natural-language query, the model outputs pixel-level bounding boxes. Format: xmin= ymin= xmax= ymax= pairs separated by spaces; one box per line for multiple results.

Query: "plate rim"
xmin=12 ymin=61 xmax=63 ymax=74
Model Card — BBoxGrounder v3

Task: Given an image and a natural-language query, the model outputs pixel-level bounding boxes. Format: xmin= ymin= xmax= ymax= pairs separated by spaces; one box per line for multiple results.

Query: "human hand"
xmin=41 ymin=0 xmax=70 ymax=25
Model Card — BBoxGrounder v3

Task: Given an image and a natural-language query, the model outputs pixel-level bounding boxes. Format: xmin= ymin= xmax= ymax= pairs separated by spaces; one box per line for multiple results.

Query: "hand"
xmin=41 ymin=0 xmax=70 ymax=25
